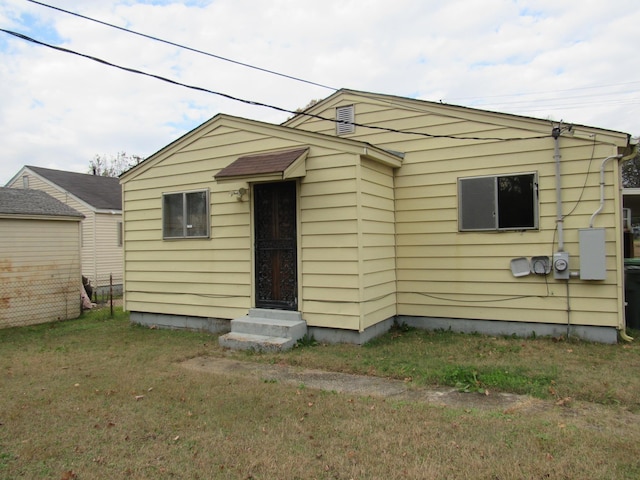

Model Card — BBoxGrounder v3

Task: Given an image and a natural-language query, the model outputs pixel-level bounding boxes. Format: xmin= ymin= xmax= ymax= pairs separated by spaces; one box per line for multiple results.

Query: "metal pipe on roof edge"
xmin=589 ymin=154 xmax=623 ymax=228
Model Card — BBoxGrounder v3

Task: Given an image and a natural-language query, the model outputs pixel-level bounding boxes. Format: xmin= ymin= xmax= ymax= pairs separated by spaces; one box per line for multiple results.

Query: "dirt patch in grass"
xmin=182 ymin=356 xmax=538 ymax=412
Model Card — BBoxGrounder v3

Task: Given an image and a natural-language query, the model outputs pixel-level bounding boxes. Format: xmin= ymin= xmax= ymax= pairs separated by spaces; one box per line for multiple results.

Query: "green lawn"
xmin=1 ymin=308 xmax=639 ymax=479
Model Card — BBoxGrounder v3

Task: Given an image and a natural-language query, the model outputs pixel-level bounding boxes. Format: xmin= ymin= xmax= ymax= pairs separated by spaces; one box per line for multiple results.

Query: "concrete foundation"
xmin=130 ymin=311 xmax=230 ymax=334
xmin=396 ymin=316 xmax=618 ymax=344
xmin=129 ymin=311 xmax=619 ymax=344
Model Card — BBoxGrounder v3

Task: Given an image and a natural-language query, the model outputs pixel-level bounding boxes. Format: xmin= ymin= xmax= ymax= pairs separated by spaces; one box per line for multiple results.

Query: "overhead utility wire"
xmin=26 ymin=0 xmax=337 ymax=91
xmin=1 ymin=29 xmax=551 ymax=142
xmin=448 ymin=79 xmax=640 ymax=101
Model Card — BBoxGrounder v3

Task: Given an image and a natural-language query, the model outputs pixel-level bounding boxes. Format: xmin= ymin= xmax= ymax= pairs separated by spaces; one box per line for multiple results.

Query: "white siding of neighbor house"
xmin=286 ymin=92 xmax=629 ymax=330
xmin=93 ymin=212 xmax=124 ymax=286
xmin=7 ymin=170 xmax=123 ymax=287
xmin=0 ymin=217 xmax=82 ymax=328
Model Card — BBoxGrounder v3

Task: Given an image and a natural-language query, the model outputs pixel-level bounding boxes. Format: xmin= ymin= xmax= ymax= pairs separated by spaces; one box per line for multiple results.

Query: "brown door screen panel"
xmin=254 ymin=182 xmax=298 ymax=310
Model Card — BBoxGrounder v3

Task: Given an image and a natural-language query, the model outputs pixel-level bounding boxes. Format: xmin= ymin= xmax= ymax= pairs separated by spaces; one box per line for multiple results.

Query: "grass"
xmin=1 ymin=309 xmax=640 ymax=479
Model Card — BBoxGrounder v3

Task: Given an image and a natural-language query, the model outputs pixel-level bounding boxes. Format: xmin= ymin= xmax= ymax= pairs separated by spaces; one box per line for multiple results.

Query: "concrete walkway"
xmin=181 ymin=356 xmax=540 ymax=412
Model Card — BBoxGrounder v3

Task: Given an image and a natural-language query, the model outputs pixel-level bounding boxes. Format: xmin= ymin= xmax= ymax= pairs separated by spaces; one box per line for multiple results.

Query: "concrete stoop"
xmin=218 ymin=308 xmax=307 ymax=352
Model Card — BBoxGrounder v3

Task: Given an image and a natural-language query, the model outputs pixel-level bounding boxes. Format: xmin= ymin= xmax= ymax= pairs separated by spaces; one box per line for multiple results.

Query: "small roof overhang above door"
xmin=214 ymin=147 xmax=309 ymax=184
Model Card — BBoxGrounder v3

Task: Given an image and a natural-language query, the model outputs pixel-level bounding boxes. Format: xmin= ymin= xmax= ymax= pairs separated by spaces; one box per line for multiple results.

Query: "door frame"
xmin=251 ymin=181 xmax=301 ymax=311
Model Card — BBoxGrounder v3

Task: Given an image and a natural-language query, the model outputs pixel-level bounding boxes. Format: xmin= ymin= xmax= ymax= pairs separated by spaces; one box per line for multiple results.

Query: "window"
xmin=117 ymin=221 xmax=123 ymax=247
xmin=22 ymin=175 xmax=29 ymax=189
xmin=336 ymin=105 xmax=355 ymax=135
xmin=162 ymin=190 xmax=209 ymax=239
xmin=458 ymin=173 xmax=538 ymax=231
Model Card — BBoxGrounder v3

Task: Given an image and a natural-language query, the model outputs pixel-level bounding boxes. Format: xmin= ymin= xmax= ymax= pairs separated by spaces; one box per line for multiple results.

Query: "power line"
xmin=1 ymin=28 xmax=552 ymax=142
xmin=25 ymin=0 xmax=337 ymax=91
xmin=21 ymin=1 xmax=635 ymax=134
xmin=447 ymin=79 xmax=640 ymax=102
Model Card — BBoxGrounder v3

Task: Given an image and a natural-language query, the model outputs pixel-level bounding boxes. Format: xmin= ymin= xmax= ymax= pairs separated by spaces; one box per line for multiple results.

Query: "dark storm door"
xmin=254 ymin=182 xmax=298 ymax=310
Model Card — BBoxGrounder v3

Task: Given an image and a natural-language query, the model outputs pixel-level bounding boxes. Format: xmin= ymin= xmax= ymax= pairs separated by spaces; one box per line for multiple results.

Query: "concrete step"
xmin=248 ymin=308 xmax=302 ymax=322
xmin=218 ymin=332 xmax=297 ymax=352
xmin=231 ymin=315 xmax=307 ymax=340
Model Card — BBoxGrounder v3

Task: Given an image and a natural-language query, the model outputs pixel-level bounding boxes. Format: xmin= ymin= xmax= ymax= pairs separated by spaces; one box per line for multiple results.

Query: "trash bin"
xmin=624 ymin=259 xmax=640 ymax=330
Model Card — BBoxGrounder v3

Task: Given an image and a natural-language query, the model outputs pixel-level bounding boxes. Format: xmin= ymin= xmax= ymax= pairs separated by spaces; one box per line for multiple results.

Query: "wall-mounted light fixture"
xmin=229 ymin=187 xmax=248 ymax=201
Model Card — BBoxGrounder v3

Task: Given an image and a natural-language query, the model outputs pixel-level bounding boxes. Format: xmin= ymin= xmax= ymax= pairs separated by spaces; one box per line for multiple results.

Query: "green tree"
xmin=89 ymin=152 xmax=143 ymax=177
xmin=621 ymin=139 xmax=640 ymax=187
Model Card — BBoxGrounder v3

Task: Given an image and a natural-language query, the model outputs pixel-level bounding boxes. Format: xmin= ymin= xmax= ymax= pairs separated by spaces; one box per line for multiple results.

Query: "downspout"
xmin=619 ymin=145 xmax=638 ymax=341
xmin=552 ymin=127 xmax=564 ymax=251
xmin=588 ymin=152 xmax=633 ymax=341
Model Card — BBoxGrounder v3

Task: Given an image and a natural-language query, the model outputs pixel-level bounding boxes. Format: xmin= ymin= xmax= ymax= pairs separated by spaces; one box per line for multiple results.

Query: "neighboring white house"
xmin=5 ymin=166 xmax=123 ymax=290
xmin=0 ymin=187 xmax=84 ymax=328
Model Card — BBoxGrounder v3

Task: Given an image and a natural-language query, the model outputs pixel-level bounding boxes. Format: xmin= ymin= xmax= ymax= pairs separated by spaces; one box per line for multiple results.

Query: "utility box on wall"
xmin=579 ymin=228 xmax=607 ymax=280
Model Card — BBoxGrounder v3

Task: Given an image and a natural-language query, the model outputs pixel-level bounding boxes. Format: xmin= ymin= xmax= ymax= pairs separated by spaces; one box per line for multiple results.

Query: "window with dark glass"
xmin=162 ymin=190 xmax=209 ymax=239
xmin=458 ymin=173 xmax=537 ymax=231
xmin=117 ymin=221 xmax=123 ymax=247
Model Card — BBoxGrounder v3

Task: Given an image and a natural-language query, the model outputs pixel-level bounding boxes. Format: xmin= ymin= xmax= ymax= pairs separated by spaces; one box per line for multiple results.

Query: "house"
xmin=119 ymin=89 xmax=634 ymax=345
xmin=0 ymin=187 xmax=84 ymax=328
xmin=5 ymin=166 xmax=123 ymax=291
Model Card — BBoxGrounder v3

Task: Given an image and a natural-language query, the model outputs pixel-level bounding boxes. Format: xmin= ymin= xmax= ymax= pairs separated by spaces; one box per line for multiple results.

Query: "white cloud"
xmin=1 ymin=0 xmax=639 ymax=184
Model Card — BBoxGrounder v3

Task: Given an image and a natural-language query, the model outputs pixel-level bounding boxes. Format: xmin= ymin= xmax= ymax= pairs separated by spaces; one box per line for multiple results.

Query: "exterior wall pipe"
xmin=552 ymin=127 xmax=564 ymax=251
xmin=589 ymin=154 xmax=623 ymax=228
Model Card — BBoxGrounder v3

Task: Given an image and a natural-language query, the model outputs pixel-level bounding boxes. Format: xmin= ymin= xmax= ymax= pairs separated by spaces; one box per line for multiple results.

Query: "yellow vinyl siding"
xmin=300 ymin=151 xmax=361 ymax=329
xmin=121 ymin=116 xmax=403 ymax=330
xmin=122 ymin=121 xmax=379 ymax=327
xmin=359 ymin=159 xmax=397 ymax=330
xmin=0 ymin=218 xmax=81 ymax=328
xmin=291 ymin=91 xmax=627 ymax=330
xmin=122 ymin=101 xmax=628 ymax=335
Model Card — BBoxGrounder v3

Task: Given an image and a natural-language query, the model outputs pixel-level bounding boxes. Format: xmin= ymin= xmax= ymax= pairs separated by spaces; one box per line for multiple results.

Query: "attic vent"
xmin=336 ymin=105 xmax=355 ymax=135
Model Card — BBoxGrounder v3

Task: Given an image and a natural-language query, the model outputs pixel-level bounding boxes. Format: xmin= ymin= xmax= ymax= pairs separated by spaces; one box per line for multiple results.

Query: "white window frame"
xmin=458 ymin=172 xmax=538 ymax=231
xmin=162 ymin=189 xmax=210 ymax=239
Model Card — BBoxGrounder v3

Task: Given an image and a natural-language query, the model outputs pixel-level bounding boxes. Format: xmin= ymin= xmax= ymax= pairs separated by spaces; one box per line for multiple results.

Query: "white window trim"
xmin=458 ymin=172 xmax=539 ymax=232
xmin=162 ymin=189 xmax=210 ymax=239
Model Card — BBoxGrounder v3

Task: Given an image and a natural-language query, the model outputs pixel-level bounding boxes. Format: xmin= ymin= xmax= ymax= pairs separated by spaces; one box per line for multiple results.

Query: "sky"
xmin=1 ymin=0 xmax=639 ymax=185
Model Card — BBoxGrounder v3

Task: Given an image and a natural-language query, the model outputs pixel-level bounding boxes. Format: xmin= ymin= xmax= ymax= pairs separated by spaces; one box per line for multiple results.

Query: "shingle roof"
xmin=0 ymin=187 xmax=84 ymax=218
xmin=215 ymin=148 xmax=309 ymax=179
xmin=26 ymin=166 xmax=122 ymax=210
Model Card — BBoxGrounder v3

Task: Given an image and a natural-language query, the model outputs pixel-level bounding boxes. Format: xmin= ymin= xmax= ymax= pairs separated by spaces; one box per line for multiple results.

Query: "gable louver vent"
xmin=336 ymin=105 xmax=355 ymax=135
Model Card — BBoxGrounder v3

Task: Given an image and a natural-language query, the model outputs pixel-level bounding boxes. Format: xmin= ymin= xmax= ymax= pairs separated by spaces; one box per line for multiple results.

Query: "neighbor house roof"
xmin=24 ymin=166 xmax=122 ymax=210
xmin=0 ymin=187 xmax=84 ymax=219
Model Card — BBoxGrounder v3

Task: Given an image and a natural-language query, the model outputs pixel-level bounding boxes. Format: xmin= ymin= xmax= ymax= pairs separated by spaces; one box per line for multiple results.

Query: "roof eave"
xmin=0 ymin=213 xmax=84 ymax=221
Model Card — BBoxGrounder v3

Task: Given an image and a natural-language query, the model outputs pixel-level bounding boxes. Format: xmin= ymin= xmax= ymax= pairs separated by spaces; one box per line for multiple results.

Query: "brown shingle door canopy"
xmin=214 ymin=147 xmax=309 ymax=184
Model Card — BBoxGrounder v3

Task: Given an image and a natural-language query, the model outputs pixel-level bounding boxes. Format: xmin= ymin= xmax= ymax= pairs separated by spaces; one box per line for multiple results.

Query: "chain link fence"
xmin=0 ymin=271 xmax=81 ymax=329
xmin=83 ymin=273 xmax=123 ymax=315
xmin=0 ymin=272 xmax=123 ymax=330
